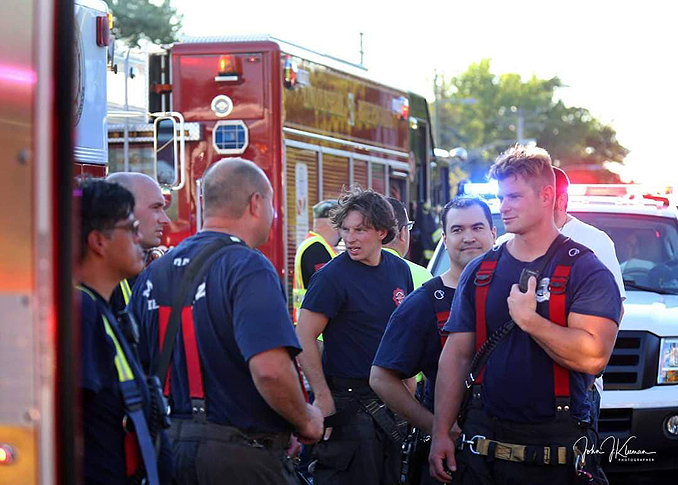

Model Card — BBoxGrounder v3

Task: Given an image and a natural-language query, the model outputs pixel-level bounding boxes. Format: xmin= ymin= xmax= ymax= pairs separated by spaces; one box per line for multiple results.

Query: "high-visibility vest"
xmin=292 ymin=231 xmax=337 ymax=324
xmin=77 ymin=285 xmax=160 ymax=485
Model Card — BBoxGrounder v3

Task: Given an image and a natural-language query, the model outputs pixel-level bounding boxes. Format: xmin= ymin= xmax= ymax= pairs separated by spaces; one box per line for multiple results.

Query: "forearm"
xmin=251 ymin=354 xmax=311 ymax=430
xmin=432 ymin=348 xmax=471 ymax=439
xmin=297 ymin=326 xmax=332 ymax=399
xmin=370 ymin=366 xmax=433 ymax=433
xmin=523 ymin=313 xmax=609 ymax=374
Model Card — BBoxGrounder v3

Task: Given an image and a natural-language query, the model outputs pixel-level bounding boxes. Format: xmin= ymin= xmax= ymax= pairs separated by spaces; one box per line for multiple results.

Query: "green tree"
xmin=434 ymin=60 xmax=628 ymax=181
xmin=106 ymin=0 xmax=182 ymax=48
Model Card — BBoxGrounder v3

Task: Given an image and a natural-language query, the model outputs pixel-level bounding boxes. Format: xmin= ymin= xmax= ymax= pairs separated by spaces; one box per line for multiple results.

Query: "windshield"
xmin=572 ymin=212 xmax=678 ymax=294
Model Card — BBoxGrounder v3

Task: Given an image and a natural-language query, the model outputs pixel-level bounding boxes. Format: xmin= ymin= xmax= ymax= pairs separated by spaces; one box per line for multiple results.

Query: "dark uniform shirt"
xmin=301 ymin=250 xmax=413 ymax=379
xmin=79 ymin=284 xmax=171 ymax=485
xmin=444 ymin=242 xmax=622 ymax=423
xmin=373 ymin=277 xmax=455 ymax=411
xmin=130 ymin=231 xmax=301 ymax=433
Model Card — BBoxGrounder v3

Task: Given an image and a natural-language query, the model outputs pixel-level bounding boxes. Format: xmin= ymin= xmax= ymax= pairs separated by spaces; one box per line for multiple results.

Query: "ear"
xmin=556 ymin=193 xmax=568 ymax=212
xmin=399 ymin=226 xmax=408 ymax=242
xmin=86 ymin=230 xmax=109 ymax=258
xmin=248 ymin=192 xmax=262 ymax=217
xmin=491 ymin=226 xmax=497 ymax=243
xmin=377 ymin=228 xmax=388 ymax=242
xmin=541 ymin=185 xmax=555 ymax=206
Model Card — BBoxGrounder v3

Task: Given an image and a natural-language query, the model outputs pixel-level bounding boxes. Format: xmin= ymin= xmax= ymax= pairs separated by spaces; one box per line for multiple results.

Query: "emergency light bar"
xmin=215 ymin=55 xmax=240 ymax=82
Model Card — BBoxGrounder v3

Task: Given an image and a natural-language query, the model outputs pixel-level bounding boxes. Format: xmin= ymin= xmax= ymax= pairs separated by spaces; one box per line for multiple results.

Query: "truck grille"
xmin=598 ymin=408 xmax=632 ymax=435
xmin=602 ymin=330 xmax=659 ymax=390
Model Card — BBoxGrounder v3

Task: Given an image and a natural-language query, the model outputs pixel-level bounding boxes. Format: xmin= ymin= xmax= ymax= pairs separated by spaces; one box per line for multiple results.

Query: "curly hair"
xmin=329 ymin=186 xmax=397 ymax=244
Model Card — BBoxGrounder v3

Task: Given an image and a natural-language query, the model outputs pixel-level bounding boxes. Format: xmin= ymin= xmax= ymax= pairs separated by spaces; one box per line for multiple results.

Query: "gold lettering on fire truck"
xmin=356 ymin=100 xmax=395 ymax=129
xmin=301 ymin=86 xmax=395 ymax=129
xmin=302 ymin=87 xmax=348 ymax=118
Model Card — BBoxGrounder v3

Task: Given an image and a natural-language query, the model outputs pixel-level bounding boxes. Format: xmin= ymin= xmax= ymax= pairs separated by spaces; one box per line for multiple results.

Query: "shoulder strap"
xmin=77 ymin=286 xmax=160 ymax=485
xmin=547 ymin=241 xmax=590 ymax=406
xmin=152 ymin=236 xmax=244 ymax=382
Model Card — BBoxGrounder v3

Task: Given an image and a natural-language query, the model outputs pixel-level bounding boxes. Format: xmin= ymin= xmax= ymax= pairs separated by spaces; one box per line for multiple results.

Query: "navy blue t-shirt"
xmin=79 ymin=285 xmax=172 ymax=485
xmin=444 ymin=241 xmax=622 ymax=423
xmin=373 ymin=277 xmax=455 ymax=411
xmin=131 ymin=231 xmax=301 ymax=434
xmin=301 ymin=249 xmax=414 ymax=379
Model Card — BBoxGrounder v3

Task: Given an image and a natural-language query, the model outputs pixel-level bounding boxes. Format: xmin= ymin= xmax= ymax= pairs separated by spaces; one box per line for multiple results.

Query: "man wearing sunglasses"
xmin=107 ymin=172 xmax=170 ymax=317
xmin=76 ymin=178 xmax=171 ymax=484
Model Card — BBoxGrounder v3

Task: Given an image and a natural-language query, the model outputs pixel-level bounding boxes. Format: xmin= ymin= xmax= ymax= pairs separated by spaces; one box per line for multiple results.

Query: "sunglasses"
xmin=112 ymin=219 xmax=141 ymax=236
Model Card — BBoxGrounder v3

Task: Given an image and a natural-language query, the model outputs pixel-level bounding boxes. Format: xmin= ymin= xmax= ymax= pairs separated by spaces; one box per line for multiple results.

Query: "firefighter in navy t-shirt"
xmin=76 ymin=179 xmax=171 ymax=484
xmin=371 ymin=196 xmax=496 ymax=485
xmin=296 ymin=187 xmax=414 ymax=485
xmin=130 ymin=158 xmax=323 ymax=485
xmin=429 ymin=146 xmax=621 ymax=484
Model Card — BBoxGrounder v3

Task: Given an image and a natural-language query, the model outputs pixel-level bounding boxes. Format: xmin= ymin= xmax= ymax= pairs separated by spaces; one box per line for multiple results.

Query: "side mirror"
xmin=152 ymin=112 xmax=186 ymax=190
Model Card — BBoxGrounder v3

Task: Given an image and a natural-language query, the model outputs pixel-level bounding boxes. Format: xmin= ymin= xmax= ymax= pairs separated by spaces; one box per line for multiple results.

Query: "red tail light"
xmin=96 ymin=15 xmax=110 ymax=46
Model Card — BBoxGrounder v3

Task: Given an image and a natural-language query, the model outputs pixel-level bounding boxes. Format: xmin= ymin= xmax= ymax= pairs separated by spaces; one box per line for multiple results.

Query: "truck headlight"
xmin=657 ymin=338 xmax=678 ymax=384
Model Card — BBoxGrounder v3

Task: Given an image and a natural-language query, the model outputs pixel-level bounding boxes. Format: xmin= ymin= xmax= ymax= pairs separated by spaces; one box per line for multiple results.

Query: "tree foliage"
xmin=434 ymin=60 xmax=628 ymax=182
xmin=106 ymin=0 xmax=182 ymax=48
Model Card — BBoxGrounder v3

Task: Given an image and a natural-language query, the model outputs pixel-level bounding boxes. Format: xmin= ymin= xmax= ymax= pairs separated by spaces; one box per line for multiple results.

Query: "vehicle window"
xmin=573 ymin=212 xmax=678 ymax=292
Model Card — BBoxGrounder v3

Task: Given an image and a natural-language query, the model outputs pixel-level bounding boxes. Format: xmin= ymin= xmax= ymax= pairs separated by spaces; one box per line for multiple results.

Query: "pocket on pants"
xmin=313 ymin=439 xmax=361 ymax=472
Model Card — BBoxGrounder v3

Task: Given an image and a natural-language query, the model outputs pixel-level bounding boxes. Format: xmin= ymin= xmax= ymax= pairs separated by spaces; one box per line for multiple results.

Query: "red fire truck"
xmin=107 ymin=35 xmax=437 ymax=301
xmin=0 ymin=0 xmax=110 ymax=482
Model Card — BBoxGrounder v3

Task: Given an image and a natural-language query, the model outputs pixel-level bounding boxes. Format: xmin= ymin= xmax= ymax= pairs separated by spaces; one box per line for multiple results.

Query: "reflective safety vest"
xmin=292 ymin=231 xmax=337 ymax=324
xmin=77 ymin=285 xmax=160 ymax=485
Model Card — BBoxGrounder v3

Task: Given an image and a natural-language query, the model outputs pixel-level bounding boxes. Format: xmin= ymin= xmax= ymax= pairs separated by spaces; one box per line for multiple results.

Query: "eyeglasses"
xmin=112 ymin=219 xmax=141 ymax=236
xmin=403 ymin=220 xmax=414 ymax=231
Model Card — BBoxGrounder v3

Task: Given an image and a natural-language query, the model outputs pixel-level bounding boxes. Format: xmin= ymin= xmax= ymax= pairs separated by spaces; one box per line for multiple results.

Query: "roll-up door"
xmin=354 ymin=159 xmax=368 ymax=190
xmin=322 ymin=153 xmax=350 ymax=199
xmin=285 ymin=146 xmax=319 ymax=312
xmin=371 ymin=163 xmax=386 ymax=195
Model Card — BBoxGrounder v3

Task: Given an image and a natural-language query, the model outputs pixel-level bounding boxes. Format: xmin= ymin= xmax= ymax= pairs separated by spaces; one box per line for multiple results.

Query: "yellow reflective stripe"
xmin=120 ymin=279 xmax=132 ymax=305
xmin=76 ymin=285 xmax=135 ymax=383
xmin=102 ymin=315 xmax=135 ymax=383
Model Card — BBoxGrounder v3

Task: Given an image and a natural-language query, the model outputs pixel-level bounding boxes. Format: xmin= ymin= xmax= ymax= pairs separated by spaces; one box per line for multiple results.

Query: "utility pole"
xmin=434 ymin=70 xmax=441 ymax=148
xmin=517 ymin=107 xmax=524 ymax=144
xmin=359 ymin=32 xmax=364 ymax=66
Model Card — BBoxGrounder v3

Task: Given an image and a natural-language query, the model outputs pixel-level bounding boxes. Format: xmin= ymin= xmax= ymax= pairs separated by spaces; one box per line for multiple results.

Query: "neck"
xmin=440 ymin=266 xmax=461 ymax=289
xmin=509 ymin=218 xmax=560 ymax=262
xmin=554 ymin=211 xmax=570 ymax=230
xmin=201 ymin=217 xmax=254 ymax=247
xmin=313 ymin=222 xmax=338 ymax=246
xmin=362 ymin=248 xmax=383 ymax=267
xmin=384 ymin=242 xmax=406 ymax=258
xmin=78 ymin=261 xmax=123 ymax=301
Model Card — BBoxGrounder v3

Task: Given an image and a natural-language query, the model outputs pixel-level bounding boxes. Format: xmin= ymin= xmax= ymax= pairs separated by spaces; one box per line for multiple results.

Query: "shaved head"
xmin=106 ymin=172 xmax=170 ymax=249
xmin=203 ymin=158 xmax=271 ymax=218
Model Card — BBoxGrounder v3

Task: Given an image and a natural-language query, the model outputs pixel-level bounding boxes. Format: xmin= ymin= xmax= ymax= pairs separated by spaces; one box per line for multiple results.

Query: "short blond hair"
xmin=489 ymin=144 xmax=554 ymax=192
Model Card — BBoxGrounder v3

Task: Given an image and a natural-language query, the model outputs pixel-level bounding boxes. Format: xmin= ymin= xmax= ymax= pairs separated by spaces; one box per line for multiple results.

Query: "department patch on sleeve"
xmin=393 ymin=288 xmax=406 ymax=306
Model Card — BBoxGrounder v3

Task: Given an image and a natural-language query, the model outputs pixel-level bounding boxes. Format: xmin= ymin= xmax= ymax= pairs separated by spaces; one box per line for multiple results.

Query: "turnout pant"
xmin=453 ymin=404 xmax=608 ymax=485
xmin=168 ymin=419 xmax=298 ymax=485
xmin=312 ymin=384 xmax=402 ymax=485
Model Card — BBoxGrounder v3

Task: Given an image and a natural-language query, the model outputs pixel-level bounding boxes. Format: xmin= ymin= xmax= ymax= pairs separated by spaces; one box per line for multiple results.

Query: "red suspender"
xmin=181 ymin=307 xmax=204 ymax=398
xmin=549 ymin=265 xmax=571 ymax=398
xmin=437 ymin=310 xmax=450 ymax=347
xmin=473 ymin=260 xmax=498 ymax=384
xmin=158 ymin=306 xmax=171 ymax=395
xmin=157 ymin=305 xmax=205 ymax=399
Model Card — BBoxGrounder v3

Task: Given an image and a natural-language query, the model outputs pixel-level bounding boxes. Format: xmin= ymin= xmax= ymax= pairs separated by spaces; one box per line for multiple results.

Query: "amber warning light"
xmin=215 ymin=55 xmax=241 ymax=82
xmin=96 ymin=15 xmax=110 ymax=46
xmin=0 ymin=443 xmax=16 ymax=465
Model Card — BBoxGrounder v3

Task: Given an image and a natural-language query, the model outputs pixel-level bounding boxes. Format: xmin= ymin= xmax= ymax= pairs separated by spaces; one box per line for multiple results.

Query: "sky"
xmin=171 ymin=0 xmax=678 ymax=184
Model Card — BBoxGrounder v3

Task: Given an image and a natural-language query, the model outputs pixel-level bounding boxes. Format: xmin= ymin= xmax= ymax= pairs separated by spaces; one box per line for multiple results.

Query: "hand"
xmin=294 ymin=403 xmax=324 ymax=445
xmin=313 ymin=392 xmax=336 ymax=441
xmin=286 ymin=434 xmax=302 ymax=458
xmin=507 ymin=276 xmax=538 ymax=330
xmin=429 ymin=433 xmax=457 ymax=483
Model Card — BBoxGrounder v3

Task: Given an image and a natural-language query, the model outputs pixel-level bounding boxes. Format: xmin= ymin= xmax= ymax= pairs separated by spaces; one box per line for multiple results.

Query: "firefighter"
xmin=495 ymin=167 xmax=626 ymax=432
xmin=292 ymin=199 xmax=340 ymax=324
xmin=371 ymin=196 xmax=496 ymax=485
xmin=429 ymin=145 xmax=621 ymax=484
xmin=76 ymin=179 xmax=171 ymax=485
xmin=107 ymin=172 xmax=170 ymax=316
xmin=296 ymin=186 xmax=414 ymax=485
xmin=384 ymin=197 xmax=433 ymax=289
xmin=130 ymin=158 xmax=323 ymax=485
